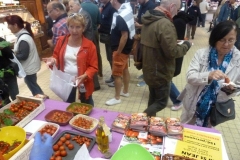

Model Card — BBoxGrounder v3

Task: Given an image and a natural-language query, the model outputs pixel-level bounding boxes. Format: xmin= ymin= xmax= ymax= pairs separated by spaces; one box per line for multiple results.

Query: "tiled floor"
xmin=17 ymin=22 xmax=240 ymax=159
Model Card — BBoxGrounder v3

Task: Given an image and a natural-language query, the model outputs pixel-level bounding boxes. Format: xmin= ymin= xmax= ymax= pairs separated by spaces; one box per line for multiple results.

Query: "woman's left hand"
xmin=76 ymin=73 xmax=88 ymax=86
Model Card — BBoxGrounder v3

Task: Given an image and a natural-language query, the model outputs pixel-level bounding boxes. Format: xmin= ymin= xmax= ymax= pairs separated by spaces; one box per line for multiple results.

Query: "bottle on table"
xmin=79 ymin=83 xmax=86 ymax=99
xmin=95 ymin=116 xmax=110 ymax=154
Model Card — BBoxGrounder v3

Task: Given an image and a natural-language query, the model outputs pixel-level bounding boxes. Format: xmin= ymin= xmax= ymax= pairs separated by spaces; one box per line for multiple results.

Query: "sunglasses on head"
xmin=68 ymin=13 xmax=83 ymax=18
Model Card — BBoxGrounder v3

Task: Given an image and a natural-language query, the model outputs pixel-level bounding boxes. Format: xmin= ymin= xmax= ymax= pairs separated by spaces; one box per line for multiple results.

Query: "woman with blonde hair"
xmin=43 ymin=13 xmax=98 ymax=105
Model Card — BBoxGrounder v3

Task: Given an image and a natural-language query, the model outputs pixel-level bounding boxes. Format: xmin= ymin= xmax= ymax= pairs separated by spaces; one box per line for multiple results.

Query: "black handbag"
xmin=99 ymin=33 xmax=110 ymax=44
xmin=210 ymin=99 xmax=235 ymax=126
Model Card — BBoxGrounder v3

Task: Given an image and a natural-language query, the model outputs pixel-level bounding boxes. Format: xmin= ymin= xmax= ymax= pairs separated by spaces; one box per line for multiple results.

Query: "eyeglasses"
xmin=47 ymin=9 xmax=55 ymax=14
xmin=218 ymin=39 xmax=236 ymax=44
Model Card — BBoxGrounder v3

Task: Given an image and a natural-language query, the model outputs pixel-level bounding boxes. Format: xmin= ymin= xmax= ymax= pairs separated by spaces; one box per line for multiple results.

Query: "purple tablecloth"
xmin=33 ymin=99 xmax=220 ymax=158
xmin=34 ymin=99 xmax=123 ymax=158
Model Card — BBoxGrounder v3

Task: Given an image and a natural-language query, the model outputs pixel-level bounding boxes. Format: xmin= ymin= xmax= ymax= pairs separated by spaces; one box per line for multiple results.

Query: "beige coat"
xmin=178 ymin=47 xmax=240 ymax=124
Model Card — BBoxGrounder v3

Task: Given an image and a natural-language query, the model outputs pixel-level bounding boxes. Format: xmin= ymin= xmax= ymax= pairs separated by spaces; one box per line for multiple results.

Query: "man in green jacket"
xmin=141 ymin=0 xmax=192 ymax=117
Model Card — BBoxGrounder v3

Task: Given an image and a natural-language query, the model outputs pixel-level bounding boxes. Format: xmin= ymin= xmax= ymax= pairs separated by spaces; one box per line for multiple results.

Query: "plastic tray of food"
xmin=51 ymin=130 xmax=96 ymax=160
xmin=45 ymin=109 xmax=74 ymax=126
xmin=66 ymin=102 xmax=93 ymax=115
xmin=69 ymin=114 xmax=99 ymax=133
xmin=27 ymin=122 xmax=60 ymax=140
xmin=0 ymin=95 xmax=45 ymax=128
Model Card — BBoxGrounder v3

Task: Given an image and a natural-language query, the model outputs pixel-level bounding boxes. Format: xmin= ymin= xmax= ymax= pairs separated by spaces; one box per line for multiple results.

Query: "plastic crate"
xmin=0 ymin=95 xmax=45 ymax=128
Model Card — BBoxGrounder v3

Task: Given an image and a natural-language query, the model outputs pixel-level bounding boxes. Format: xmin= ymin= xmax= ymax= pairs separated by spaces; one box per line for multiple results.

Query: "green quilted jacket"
xmin=140 ymin=10 xmax=189 ymax=87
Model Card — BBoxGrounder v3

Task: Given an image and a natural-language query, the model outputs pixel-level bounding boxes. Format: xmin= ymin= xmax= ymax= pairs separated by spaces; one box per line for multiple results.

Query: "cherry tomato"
xmin=55 ymin=156 xmax=62 ymax=160
xmin=57 ymin=141 xmax=63 ymax=146
xmin=60 ymin=150 xmax=67 ymax=157
xmin=68 ymin=143 xmax=74 ymax=150
xmin=53 ymin=144 xmax=59 ymax=151
xmin=59 ymin=146 xmax=65 ymax=151
xmin=50 ymin=156 xmax=55 ymax=160
xmin=65 ymin=134 xmax=71 ymax=140
xmin=60 ymin=137 xmax=66 ymax=143
xmin=65 ymin=140 xmax=70 ymax=145
xmin=54 ymin=151 xmax=61 ymax=157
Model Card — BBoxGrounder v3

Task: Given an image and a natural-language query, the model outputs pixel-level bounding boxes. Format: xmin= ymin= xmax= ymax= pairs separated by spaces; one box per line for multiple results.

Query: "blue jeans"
xmin=24 ymin=74 xmax=44 ymax=96
xmin=169 ymin=82 xmax=181 ymax=105
xmin=198 ymin=13 xmax=207 ymax=27
xmin=66 ymin=87 xmax=94 ymax=106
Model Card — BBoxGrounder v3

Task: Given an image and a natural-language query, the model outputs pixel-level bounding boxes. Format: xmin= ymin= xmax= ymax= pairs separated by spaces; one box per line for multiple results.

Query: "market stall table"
xmin=34 ymin=99 xmax=123 ymax=158
xmin=31 ymin=99 xmax=228 ymax=160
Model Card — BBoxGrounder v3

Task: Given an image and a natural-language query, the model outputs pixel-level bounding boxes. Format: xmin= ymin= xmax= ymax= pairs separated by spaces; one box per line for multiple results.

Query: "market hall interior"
xmin=14 ymin=18 xmax=240 ymax=159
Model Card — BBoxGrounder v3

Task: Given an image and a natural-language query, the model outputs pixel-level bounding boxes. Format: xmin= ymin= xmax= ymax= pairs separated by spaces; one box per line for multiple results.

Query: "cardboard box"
xmin=0 ymin=95 xmax=45 ymax=128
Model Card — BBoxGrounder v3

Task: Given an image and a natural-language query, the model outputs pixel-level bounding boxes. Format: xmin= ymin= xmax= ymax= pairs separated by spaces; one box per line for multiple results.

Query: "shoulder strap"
xmin=17 ymin=33 xmax=31 ymax=42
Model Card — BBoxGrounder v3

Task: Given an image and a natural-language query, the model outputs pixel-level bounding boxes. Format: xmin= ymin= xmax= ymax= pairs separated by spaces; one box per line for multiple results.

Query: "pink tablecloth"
xmin=34 ymin=99 xmax=123 ymax=158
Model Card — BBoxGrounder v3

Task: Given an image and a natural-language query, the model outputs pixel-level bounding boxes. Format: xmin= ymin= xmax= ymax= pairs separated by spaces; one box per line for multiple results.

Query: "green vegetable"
xmin=2 ymin=118 xmax=13 ymax=126
xmin=0 ymin=41 xmax=11 ymax=48
xmin=4 ymin=109 xmax=14 ymax=115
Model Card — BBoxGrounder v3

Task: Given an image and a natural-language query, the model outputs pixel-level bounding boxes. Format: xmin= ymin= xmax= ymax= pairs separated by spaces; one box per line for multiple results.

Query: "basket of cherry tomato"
xmin=69 ymin=114 xmax=98 ymax=133
xmin=38 ymin=123 xmax=60 ymax=138
xmin=0 ymin=100 xmax=40 ymax=127
xmin=45 ymin=110 xmax=74 ymax=126
xmin=66 ymin=102 xmax=93 ymax=115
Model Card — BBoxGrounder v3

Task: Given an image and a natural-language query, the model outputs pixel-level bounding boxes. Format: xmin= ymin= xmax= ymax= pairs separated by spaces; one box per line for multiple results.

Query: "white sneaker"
xmin=171 ymin=103 xmax=183 ymax=111
xmin=106 ymin=98 xmax=121 ymax=106
xmin=120 ymin=92 xmax=130 ymax=97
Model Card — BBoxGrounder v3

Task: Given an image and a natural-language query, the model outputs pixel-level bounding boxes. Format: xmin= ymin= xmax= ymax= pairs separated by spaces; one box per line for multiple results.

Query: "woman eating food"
xmin=178 ymin=20 xmax=240 ymax=127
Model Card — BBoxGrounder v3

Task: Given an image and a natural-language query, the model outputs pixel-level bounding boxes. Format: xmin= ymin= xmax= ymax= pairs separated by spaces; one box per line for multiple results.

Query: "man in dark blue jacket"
xmin=186 ymin=0 xmax=202 ymax=39
xmin=99 ymin=0 xmax=116 ymax=87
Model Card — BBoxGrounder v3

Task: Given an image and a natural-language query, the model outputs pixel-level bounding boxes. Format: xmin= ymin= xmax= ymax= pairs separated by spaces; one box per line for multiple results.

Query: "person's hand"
xmin=208 ymin=70 xmax=227 ymax=81
xmin=134 ymin=21 xmax=141 ymax=28
xmin=76 ymin=73 xmax=88 ymax=86
xmin=42 ymin=57 xmax=56 ymax=67
xmin=29 ymin=132 xmax=53 ymax=160
xmin=182 ymin=41 xmax=192 ymax=51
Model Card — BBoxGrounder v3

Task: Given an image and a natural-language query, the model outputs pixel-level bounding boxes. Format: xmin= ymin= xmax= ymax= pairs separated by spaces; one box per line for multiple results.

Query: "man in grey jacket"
xmin=68 ymin=0 xmax=94 ymax=40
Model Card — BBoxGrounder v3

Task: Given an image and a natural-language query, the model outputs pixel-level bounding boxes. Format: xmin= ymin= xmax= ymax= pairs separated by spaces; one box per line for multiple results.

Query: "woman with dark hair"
xmin=179 ymin=20 xmax=240 ymax=127
xmin=5 ymin=15 xmax=44 ymax=96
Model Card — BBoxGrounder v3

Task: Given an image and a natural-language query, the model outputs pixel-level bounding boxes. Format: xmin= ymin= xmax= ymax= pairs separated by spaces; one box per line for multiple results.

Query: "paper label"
xmin=138 ymin=132 xmax=148 ymax=139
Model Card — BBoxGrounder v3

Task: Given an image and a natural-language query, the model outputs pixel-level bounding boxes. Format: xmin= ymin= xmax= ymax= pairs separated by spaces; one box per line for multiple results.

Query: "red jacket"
xmin=53 ymin=35 xmax=98 ymax=99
